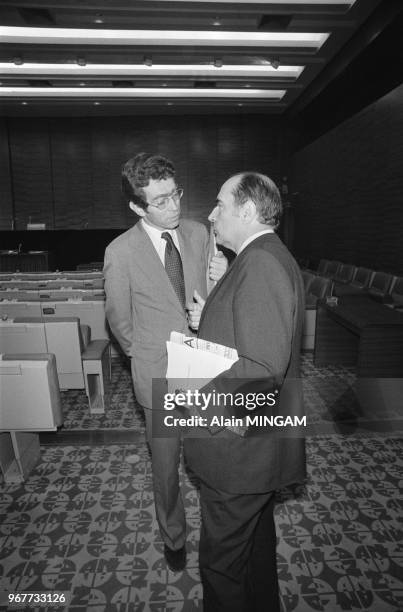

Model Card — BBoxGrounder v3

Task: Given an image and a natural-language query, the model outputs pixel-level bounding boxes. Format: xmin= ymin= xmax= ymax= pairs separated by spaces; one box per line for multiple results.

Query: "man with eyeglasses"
xmin=103 ymin=152 xmax=227 ymax=573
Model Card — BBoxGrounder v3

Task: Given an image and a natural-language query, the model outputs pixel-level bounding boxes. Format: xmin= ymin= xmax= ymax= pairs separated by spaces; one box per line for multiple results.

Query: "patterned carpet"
xmin=0 ymin=355 xmax=402 ymax=611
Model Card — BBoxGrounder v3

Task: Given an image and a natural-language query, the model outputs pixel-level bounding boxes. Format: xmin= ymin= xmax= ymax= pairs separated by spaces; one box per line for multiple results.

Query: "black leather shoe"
xmin=164 ymin=545 xmax=186 ymax=572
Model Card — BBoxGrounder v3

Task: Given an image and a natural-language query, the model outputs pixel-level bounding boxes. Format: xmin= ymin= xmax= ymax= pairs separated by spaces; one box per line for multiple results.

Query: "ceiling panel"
xmin=0 ymin=0 xmax=391 ymax=115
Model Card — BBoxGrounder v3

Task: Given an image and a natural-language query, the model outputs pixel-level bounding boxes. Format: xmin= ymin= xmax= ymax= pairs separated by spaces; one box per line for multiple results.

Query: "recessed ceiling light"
xmin=21 ymin=101 xmax=27 ymax=105
xmin=0 ymin=27 xmax=329 ymax=49
xmin=1 ymin=86 xmax=286 ymax=100
xmin=94 ymin=101 xmax=100 ymax=105
xmin=0 ymin=62 xmax=304 ymax=79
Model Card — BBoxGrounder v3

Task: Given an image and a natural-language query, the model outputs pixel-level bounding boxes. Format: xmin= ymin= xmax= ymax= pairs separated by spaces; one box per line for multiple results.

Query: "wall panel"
xmin=2 ymin=114 xmax=282 ymax=232
xmin=51 ymin=118 xmax=93 ymax=230
xmin=0 ymin=119 xmax=13 ymax=230
xmin=8 ymin=119 xmax=54 ymax=230
xmin=291 ymin=83 xmax=403 ymax=274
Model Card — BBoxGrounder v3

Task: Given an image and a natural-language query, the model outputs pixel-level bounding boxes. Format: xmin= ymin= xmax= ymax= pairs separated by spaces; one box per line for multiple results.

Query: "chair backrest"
xmin=390 ymin=276 xmax=403 ymax=305
xmin=335 ymin=264 xmax=356 ymax=283
xmin=317 ymin=259 xmax=330 ymax=275
xmin=368 ymin=271 xmax=393 ymax=295
xmin=307 ymin=276 xmax=332 ymax=300
xmin=352 ymin=267 xmax=373 ymax=288
xmin=0 ymin=353 xmax=62 ymax=431
xmin=2 ymin=317 xmax=85 ymax=389
xmin=40 ymin=298 xmax=108 ymax=340
xmin=301 ymin=270 xmax=315 ymax=291
xmin=325 ymin=261 xmax=342 ymax=277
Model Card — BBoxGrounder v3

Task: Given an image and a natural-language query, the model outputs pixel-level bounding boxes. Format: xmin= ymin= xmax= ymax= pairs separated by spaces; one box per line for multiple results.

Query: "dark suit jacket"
xmin=184 ymin=232 xmax=306 ymax=494
xmin=104 ymin=219 xmax=209 ymax=408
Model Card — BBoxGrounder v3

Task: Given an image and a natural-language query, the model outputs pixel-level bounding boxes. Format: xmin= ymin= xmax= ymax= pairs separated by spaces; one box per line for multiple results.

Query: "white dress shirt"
xmin=141 ymin=219 xmax=181 ymax=265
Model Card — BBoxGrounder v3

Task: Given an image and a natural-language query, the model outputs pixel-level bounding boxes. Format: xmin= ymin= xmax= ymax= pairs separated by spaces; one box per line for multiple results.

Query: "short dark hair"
xmin=121 ymin=152 xmax=176 ymax=210
xmin=232 ymin=172 xmax=282 ymax=230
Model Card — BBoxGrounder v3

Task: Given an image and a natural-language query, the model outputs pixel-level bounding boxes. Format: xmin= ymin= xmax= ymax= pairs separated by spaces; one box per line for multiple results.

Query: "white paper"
xmin=166 ymin=332 xmax=238 ymax=392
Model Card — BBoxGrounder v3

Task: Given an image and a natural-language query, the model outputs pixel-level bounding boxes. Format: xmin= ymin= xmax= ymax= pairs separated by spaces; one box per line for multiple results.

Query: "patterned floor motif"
xmin=1 ymin=436 xmax=403 ymax=612
xmin=1 ymin=357 xmax=402 ymax=611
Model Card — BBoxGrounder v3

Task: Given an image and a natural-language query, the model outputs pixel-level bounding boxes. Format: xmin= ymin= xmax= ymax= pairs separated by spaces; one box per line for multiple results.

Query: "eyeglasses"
xmin=147 ymin=187 xmax=184 ymax=210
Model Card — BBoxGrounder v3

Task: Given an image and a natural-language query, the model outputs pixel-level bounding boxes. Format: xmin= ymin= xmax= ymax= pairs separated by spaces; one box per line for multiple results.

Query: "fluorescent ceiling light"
xmin=0 ymin=62 xmax=304 ymax=79
xmin=0 ymin=87 xmax=286 ymax=99
xmin=0 ymin=27 xmax=329 ymax=49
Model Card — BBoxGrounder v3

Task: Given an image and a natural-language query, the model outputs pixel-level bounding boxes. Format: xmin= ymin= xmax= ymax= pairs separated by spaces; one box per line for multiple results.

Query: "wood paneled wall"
xmin=291 ymin=83 xmax=403 ymax=275
xmin=0 ymin=114 xmax=282 ymax=231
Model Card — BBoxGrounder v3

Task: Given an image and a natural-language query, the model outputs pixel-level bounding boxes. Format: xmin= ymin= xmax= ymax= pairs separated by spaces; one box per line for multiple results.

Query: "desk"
xmin=314 ymin=296 xmax=403 ymax=377
xmin=0 ymin=251 xmax=52 ymax=272
xmin=314 ymin=297 xmax=403 ymax=420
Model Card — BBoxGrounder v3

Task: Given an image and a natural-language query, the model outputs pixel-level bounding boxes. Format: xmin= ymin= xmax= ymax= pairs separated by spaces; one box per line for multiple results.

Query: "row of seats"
xmin=0 ymin=271 xmax=103 ymax=280
xmin=309 ymin=259 xmax=403 ymax=307
xmin=0 ymin=278 xmax=104 ymax=289
xmin=0 ymin=296 xmax=109 ymax=343
xmin=0 ymin=288 xmax=104 ymax=300
xmin=0 ymin=268 xmax=111 ymax=484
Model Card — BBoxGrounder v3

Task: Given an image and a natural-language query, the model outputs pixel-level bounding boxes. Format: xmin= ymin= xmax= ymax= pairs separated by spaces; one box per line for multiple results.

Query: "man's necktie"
xmin=161 ymin=232 xmax=186 ymax=309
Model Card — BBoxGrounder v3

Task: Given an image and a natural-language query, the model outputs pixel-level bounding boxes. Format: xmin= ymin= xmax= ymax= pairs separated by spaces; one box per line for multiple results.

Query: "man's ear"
xmin=241 ymin=200 xmax=256 ymax=223
xmin=129 ymin=201 xmax=146 ymax=217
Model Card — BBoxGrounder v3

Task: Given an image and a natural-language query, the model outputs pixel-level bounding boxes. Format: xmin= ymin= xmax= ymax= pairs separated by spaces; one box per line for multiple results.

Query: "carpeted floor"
xmin=0 ymin=355 xmax=402 ymax=611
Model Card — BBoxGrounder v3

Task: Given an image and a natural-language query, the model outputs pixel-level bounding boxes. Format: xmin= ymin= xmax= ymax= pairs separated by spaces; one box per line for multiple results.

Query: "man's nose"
xmin=208 ymin=207 xmax=217 ymax=222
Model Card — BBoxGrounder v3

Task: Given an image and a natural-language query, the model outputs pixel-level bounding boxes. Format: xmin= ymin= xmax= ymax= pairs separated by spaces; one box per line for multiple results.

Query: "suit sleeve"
xmin=200 ymin=249 xmax=295 ymax=425
xmin=103 ymin=245 xmax=133 ymax=357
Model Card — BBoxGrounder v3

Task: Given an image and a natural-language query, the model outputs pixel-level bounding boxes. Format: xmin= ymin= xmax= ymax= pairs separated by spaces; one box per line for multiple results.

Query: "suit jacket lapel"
xmin=128 ymin=222 xmax=184 ymax=314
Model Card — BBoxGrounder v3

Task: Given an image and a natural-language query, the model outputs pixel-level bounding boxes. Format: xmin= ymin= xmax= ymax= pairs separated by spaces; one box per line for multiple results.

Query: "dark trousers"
xmin=143 ymin=407 xmax=186 ymax=551
xmin=199 ymin=483 xmax=280 ymax=612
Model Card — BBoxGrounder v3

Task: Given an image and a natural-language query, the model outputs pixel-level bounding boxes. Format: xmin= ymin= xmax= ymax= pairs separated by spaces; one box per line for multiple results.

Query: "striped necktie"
xmin=161 ymin=232 xmax=186 ymax=309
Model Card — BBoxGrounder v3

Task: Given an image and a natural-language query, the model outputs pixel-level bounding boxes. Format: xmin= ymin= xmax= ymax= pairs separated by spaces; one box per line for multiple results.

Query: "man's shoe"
xmin=164 ymin=545 xmax=186 ymax=572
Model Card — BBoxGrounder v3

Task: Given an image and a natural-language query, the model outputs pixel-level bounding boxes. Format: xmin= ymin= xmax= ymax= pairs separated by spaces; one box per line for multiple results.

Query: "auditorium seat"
xmin=322 ymin=260 xmax=342 ymax=278
xmin=386 ymin=276 xmax=403 ymax=308
xmin=302 ymin=275 xmax=332 ymax=350
xmin=0 ymin=353 xmax=62 ymax=483
xmin=40 ymin=296 xmax=109 ymax=342
xmin=367 ymin=271 xmax=394 ymax=300
xmin=332 ymin=263 xmax=356 ymax=284
xmin=333 ymin=266 xmax=374 ymax=296
xmin=0 ymin=317 xmax=111 ymax=413
xmin=301 ymin=270 xmax=315 ymax=292
xmin=316 ymin=259 xmax=330 ymax=275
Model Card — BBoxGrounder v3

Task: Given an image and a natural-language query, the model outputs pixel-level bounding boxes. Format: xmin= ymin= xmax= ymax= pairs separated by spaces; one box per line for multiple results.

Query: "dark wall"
xmin=290 ymin=83 xmax=403 ymax=275
xmin=0 ymin=114 xmax=283 ymax=232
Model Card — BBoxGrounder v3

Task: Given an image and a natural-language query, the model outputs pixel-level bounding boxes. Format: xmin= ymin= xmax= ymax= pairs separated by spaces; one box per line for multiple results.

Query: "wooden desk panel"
xmin=314 ymin=297 xmax=403 ymax=377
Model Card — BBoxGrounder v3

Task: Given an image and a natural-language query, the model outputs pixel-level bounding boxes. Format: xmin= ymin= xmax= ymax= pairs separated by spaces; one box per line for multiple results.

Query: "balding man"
xmin=185 ymin=172 xmax=306 ymax=611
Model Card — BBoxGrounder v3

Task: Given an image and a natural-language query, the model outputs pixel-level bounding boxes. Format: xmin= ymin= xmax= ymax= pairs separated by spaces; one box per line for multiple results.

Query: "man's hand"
xmin=186 ymin=290 xmax=205 ymax=331
xmin=209 ymin=251 xmax=228 ymax=282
